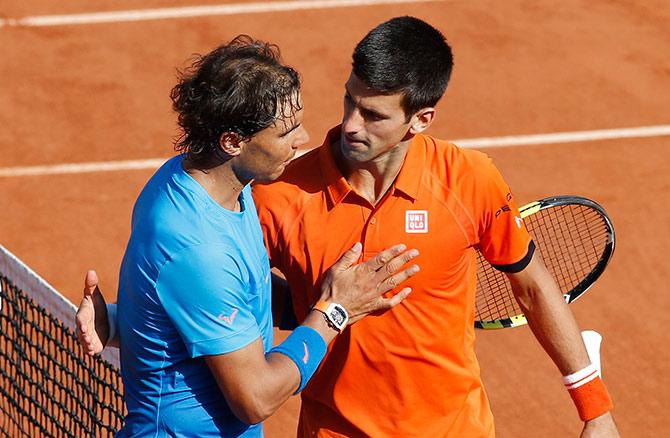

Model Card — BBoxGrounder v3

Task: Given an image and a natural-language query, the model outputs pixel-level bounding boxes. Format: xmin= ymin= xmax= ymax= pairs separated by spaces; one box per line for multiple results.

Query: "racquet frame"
xmin=474 ymin=195 xmax=615 ymax=330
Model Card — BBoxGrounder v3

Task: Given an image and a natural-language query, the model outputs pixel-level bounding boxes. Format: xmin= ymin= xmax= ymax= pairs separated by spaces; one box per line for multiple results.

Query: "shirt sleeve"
xmin=475 ymin=156 xmax=534 ymax=273
xmin=155 ymin=243 xmax=261 ymax=358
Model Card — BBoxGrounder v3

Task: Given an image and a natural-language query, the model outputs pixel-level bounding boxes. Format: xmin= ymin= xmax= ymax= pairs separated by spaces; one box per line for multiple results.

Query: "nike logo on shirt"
xmin=302 ymin=342 xmax=309 ymax=364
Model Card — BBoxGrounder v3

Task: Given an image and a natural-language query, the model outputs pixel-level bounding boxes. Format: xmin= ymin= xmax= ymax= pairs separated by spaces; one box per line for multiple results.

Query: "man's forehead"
xmin=345 ymin=74 xmax=404 ymax=108
xmin=274 ymin=94 xmax=302 ymax=125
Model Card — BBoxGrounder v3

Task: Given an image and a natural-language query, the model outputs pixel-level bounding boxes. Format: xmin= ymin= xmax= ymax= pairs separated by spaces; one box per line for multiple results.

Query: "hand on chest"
xmin=297 ymin=196 xmax=476 ymax=286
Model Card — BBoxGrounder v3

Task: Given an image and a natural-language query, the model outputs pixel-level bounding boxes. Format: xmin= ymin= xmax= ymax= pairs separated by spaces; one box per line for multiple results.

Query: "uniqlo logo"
xmin=405 ymin=210 xmax=428 ymax=233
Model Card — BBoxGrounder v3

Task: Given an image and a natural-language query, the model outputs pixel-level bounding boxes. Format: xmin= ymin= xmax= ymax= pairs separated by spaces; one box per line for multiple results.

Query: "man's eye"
xmin=364 ymin=111 xmax=382 ymax=121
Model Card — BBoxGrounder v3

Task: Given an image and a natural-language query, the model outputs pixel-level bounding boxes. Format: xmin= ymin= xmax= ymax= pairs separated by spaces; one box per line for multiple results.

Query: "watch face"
xmin=330 ymin=307 xmax=347 ymax=326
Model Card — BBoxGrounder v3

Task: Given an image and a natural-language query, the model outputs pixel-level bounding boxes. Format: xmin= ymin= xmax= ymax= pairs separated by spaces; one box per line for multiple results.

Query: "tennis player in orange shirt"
xmin=253 ymin=16 xmax=618 ymax=438
xmin=78 ymin=17 xmax=619 ymax=438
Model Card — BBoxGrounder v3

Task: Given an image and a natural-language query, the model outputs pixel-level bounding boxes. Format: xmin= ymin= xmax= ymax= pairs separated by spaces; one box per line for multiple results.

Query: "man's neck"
xmin=334 ymin=139 xmax=411 ymax=206
xmin=183 ymin=158 xmax=245 ymax=212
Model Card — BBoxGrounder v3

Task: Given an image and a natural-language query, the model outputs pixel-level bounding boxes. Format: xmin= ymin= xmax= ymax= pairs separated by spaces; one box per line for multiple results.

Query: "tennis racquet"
xmin=474 ymin=195 xmax=615 ymax=329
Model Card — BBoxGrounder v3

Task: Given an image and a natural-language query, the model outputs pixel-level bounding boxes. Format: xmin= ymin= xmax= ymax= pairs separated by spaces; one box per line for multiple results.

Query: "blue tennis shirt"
xmin=116 ymin=155 xmax=272 ymax=437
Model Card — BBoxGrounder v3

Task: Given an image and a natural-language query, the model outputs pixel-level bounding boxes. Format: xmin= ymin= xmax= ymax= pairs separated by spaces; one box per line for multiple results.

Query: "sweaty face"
xmin=340 ymin=72 xmax=414 ymax=164
xmin=236 ymin=95 xmax=309 ymax=183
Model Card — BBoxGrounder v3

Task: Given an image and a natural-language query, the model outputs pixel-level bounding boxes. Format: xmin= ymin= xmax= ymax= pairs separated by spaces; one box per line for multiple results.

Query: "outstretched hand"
xmin=75 ymin=270 xmax=109 ymax=355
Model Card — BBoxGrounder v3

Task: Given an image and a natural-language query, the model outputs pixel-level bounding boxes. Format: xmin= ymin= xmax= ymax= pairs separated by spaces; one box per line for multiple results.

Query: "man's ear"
xmin=219 ymin=132 xmax=243 ymax=157
xmin=408 ymin=108 xmax=436 ymax=134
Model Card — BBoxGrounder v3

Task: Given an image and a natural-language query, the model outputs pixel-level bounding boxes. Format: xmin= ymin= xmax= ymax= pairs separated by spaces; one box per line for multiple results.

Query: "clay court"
xmin=1 ymin=0 xmax=669 ymax=436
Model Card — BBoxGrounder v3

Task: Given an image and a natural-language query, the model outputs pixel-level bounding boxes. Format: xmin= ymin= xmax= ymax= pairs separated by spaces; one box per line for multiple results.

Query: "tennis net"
xmin=0 ymin=244 xmax=124 ymax=436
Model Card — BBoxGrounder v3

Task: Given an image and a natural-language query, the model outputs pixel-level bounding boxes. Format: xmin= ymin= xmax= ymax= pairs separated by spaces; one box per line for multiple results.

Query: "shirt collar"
xmin=318 ymin=126 xmax=427 ymax=207
xmin=393 ymin=134 xmax=426 ymax=201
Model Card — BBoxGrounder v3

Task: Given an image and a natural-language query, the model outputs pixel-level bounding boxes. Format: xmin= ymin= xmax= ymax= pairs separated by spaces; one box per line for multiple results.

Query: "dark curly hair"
xmin=170 ymin=35 xmax=301 ymax=165
xmin=353 ymin=17 xmax=453 ymax=120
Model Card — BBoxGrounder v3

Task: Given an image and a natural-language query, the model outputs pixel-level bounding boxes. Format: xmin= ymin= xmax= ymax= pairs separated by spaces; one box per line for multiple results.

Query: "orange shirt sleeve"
xmin=472 ymin=154 xmax=534 ymax=272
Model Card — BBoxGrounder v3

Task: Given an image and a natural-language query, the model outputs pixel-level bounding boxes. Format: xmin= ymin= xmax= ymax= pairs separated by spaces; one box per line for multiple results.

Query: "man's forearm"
xmin=515 ymin=281 xmax=590 ymax=373
xmin=508 ymin=254 xmax=590 ymax=372
xmin=508 ymin=255 xmax=616 ymax=431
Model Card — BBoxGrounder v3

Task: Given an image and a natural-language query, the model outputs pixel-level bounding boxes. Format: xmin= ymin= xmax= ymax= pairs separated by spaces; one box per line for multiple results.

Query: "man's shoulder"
xmin=419 ymin=134 xmax=496 ymax=180
xmin=421 ymin=134 xmax=490 ymax=164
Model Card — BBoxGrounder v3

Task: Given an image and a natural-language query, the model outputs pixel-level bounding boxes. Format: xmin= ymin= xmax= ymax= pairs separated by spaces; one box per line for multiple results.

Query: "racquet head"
xmin=475 ymin=195 xmax=615 ymax=329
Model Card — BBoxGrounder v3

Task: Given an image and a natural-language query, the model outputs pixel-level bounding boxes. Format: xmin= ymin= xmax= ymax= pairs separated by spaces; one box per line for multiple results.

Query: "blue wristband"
xmin=269 ymin=326 xmax=327 ymax=394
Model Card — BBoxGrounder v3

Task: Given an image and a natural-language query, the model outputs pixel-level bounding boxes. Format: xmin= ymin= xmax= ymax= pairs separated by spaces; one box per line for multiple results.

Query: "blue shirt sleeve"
xmin=155 ymin=243 xmax=262 ymax=358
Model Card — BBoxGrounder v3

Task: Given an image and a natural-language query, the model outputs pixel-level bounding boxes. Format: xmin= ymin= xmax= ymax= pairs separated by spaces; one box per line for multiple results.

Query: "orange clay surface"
xmin=1 ymin=1 xmax=669 ymax=436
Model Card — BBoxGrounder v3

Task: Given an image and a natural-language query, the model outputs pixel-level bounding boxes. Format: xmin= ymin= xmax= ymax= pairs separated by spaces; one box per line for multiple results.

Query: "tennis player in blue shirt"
xmin=77 ymin=35 xmax=419 ymax=437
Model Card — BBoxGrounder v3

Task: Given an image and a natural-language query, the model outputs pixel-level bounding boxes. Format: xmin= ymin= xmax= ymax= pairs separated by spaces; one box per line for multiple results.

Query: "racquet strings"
xmin=475 ymin=203 xmax=611 ymax=324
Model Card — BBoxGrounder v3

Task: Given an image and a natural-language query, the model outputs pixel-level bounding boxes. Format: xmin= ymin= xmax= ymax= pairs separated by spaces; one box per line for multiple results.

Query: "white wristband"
xmin=106 ymin=303 xmax=118 ymax=343
xmin=562 ymin=363 xmax=599 ymax=390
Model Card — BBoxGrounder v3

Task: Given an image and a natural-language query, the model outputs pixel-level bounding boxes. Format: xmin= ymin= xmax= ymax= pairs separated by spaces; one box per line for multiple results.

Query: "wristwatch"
xmin=313 ymin=301 xmax=349 ymax=332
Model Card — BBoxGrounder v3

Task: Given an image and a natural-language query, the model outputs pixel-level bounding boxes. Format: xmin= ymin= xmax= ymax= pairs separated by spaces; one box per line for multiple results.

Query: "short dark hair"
xmin=171 ymin=35 xmax=301 ymax=164
xmin=352 ymin=16 xmax=453 ymax=119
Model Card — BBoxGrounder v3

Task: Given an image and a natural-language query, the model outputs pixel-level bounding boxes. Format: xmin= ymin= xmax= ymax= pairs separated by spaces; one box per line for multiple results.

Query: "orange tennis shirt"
xmin=253 ymin=127 xmax=533 ymax=437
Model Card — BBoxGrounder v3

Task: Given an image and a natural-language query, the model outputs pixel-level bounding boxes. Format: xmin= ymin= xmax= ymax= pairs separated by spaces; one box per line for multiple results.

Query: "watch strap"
xmin=313 ymin=300 xmax=330 ymax=314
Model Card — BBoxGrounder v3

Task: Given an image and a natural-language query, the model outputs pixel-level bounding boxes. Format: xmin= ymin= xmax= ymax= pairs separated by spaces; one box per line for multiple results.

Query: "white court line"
xmin=1 ymin=125 xmax=668 ymax=177
xmin=454 ymin=124 xmax=670 ymax=148
xmin=0 ymin=0 xmax=441 ymax=27
xmin=0 ymin=159 xmax=169 ymax=177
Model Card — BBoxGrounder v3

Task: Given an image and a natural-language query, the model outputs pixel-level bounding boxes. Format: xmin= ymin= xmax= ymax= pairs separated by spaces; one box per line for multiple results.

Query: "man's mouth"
xmin=344 ymin=135 xmax=367 ymax=147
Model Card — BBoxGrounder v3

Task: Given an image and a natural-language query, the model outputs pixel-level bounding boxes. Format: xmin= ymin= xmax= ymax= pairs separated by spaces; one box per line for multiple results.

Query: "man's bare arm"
xmin=507 ymin=253 xmax=619 ymax=437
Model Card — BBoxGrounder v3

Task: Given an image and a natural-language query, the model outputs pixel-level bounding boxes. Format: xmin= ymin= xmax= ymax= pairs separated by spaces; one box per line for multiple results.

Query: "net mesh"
xmin=0 ymin=245 xmax=124 ymax=436
xmin=475 ymin=203 xmax=610 ymax=324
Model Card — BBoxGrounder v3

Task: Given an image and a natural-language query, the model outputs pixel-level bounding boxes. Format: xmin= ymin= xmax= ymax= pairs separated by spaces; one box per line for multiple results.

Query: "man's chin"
xmin=267 ymin=171 xmax=285 ymax=182
xmin=254 ymin=169 xmax=284 ymax=184
xmin=340 ymin=140 xmax=370 ymax=162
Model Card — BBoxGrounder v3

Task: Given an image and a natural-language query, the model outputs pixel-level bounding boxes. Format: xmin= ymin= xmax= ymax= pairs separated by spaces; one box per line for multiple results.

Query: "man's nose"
xmin=342 ymin=107 xmax=364 ymax=134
